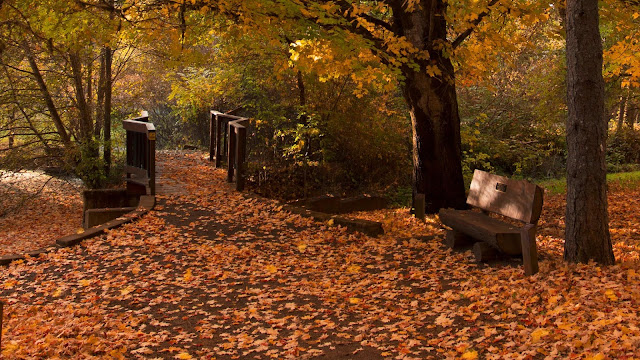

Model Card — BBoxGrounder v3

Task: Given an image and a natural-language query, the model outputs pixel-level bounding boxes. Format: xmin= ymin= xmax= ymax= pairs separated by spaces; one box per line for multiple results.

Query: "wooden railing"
xmin=210 ymin=110 xmax=248 ymax=191
xmin=123 ymin=112 xmax=156 ymax=195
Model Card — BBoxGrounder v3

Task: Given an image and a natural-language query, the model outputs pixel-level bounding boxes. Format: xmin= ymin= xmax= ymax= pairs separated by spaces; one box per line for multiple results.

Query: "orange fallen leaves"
xmin=1 ymin=151 xmax=639 ymax=359
xmin=0 ymin=171 xmax=83 ymax=256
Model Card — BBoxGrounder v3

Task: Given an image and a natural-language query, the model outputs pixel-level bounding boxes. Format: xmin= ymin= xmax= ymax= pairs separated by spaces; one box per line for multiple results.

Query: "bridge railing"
xmin=123 ymin=112 xmax=156 ymax=195
xmin=210 ymin=110 xmax=248 ymax=191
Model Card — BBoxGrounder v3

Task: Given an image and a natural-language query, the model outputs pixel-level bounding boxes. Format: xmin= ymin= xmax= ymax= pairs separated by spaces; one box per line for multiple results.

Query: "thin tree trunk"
xmin=564 ymin=0 xmax=615 ymax=264
xmin=69 ymin=51 xmax=93 ymax=143
xmin=392 ymin=0 xmax=466 ymax=213
xmin=103 ymin=46 xmax=113 ymax=175
xmin=95 ymin=49 xmax=105 ymax=137
xmin=25 ymin=46 xmax=71 ymax=146
xmin=86 ymin=57 xmax=93 ymax=125
xmin=626 ymin=103 xmax=638 ymax=129
xmin=616 ymin=95 xmax=626 ymax=132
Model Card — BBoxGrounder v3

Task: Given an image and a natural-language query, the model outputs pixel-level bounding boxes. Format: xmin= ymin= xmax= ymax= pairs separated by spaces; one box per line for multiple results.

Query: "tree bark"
xmin=103 ymin=46 xmax=113 ymax=175
xmin=564 ymin=0 xmax=615 ymax=264
xmin=392 ymin=0 xmax=467 ymax=213
xmin=86 ymin=57 xmax=93 ymax=124
xmin=95 ymin=48 xmax=105 ymax=137
xmin=626 ymin=103 xmax=638 ymax=129
xmin=69 ymin=51 xmax=93 ymax=143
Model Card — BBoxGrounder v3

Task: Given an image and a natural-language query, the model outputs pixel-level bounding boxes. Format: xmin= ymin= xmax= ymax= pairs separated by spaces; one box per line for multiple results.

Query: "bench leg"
xmin=472 ymin=242 xmax=499 ymax=262
xmin=444 ymin=230 xmax=474 ymax=249
xmin=521 ymin=224 xmax=539 ymax=275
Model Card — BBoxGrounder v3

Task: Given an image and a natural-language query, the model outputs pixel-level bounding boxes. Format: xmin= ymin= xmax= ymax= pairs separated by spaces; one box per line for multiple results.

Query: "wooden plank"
xmin=467 ymin=169 xmax=544 ymax=223
xmin=130 ymin=114 xmax=148 ymax=122
xmin=210 ymin=110 xmax=245 ymax=121
xmin=439 ymin=209 xmax=522 ymax=255
xmin=126 ymin=177 xmax=150 ymax=187
xmin=124 ymin=165 xmax=148 ymax=178
xmin=230 ymin=119 xmax=249 ymax=128
xmin=236 ymin=126 xmax=246 ymax=191
xmin=209 ymin=112 xmax=215 ymax=162
xmin=214 ymin=115 xmax=223 ymax=168
xmin=123 ymin=119 xmax=155 ymax=133
xmin=148 ymin=136 xmax=156 ymax=196
xmin=227 ymin=125 xmax=236 ymax=183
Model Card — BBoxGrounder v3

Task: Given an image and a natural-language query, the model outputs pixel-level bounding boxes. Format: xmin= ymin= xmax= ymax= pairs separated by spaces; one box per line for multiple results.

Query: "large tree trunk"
xmin=403 ymin=68 xmax=466 ymax=213
xmin=393 ymin=0 xmax=467 ymax=213
xmin=564 ymin=0 xmax=615 ymax=264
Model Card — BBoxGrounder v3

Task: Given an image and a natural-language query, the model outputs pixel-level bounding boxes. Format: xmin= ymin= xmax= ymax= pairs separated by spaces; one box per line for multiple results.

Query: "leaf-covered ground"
xmin=0 ymin=171 xmax=83 ymax=256
xmin=1 ymin=151 xmax=639 ymax=359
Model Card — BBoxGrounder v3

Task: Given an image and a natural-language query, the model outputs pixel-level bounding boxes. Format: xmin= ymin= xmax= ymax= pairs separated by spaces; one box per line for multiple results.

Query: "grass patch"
xmin=539 ymin=171 xmax=640 ymax=195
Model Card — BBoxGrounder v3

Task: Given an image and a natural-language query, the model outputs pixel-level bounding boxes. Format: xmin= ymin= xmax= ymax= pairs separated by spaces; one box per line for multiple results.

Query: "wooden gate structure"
xmin=123 ymin=112 xmax=156 ymax=195
xmin=209 ymin=110 xmax=249 ymax=191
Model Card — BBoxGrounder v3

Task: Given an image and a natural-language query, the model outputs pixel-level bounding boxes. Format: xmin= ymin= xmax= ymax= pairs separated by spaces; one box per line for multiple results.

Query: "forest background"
xmin=0 ymin=0 xmax=639 ymax=208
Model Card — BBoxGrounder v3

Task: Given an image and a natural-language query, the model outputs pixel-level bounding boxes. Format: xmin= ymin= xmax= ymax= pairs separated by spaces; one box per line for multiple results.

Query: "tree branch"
xmin=451 ymin=0 xmax=500 ymax=49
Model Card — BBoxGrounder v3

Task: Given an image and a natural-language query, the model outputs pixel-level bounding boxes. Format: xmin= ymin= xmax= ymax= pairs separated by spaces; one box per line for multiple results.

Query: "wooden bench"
xmin=439 ymin=170 xmax=544 ymax=275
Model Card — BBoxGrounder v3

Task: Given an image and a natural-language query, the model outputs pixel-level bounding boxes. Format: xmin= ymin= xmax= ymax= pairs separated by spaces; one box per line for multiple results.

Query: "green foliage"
xmin=243 ymin=72 xmax=412 ymax=199
xmin=540 ymin=170 xmax=640 ymax=195
xmin=386 ymin=186 xmax=414 ymax=208
xmin=459 ymin=109 xmax=566 ymax=181
xmin=607 ymin=129 xmax=640 ymax=171
xmin=73 ymin=140 xmax=105 ymax=189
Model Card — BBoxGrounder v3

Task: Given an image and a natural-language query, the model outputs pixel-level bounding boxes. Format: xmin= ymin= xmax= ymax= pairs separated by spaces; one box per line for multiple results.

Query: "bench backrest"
xmin=467 ymin=170 xmax=544 ymax=224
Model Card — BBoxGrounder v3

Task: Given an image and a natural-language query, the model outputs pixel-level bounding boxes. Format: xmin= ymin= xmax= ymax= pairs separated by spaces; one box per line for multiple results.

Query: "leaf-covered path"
xmin=2 ymin=151 xmax=640 ymax=359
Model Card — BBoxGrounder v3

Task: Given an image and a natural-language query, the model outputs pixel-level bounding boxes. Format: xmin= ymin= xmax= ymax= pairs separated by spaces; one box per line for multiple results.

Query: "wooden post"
xmin=236 ymin=126 xmax=246 ymax=191
xmin=209 ymin=111 xmax=215 ymax=162
xmin=521 ymin=224 xmax=539 ymax=275
xmin=223 ymin=117 xmax=228 ymax=161
xmin=227 ymin=124 xmax=236 ymax=183
xmin=215 ymin=115 xmax=223 ymax=168
xmin=125 ymin=130 xmax=132 ymax=182
xmin=414 ymin=193 xmax=425 ymax=220
xmin=148 ymin=130 xmax=156 ymax=196
xmin=8 ymin=132 xmax=13 ymax=149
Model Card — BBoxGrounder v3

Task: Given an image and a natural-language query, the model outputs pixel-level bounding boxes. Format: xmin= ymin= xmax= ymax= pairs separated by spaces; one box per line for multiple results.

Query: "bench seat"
xmin=440 ymin=209 xmax=523 ymax=255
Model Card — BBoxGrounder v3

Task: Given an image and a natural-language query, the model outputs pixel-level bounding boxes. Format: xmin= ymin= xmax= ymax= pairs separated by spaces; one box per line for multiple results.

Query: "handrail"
xmin=122 ymin=119 xmax=156 ymax=134
xmin=210 ymin=110 xmax=249 ymax=191
xmin=123 ymin=114 xmax=156 ymax=195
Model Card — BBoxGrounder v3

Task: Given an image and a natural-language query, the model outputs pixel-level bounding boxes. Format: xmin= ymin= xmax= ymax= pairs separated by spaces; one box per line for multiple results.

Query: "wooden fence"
xmin=209 ymin=110 xmax=248 ymax=191
xmin=123 ymin=112 xmax=156 ymax=195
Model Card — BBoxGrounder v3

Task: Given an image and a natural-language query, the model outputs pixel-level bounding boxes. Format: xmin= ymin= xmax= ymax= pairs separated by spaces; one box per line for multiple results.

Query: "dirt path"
xmin=1 ymin=151 xmax=639 ymax=359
